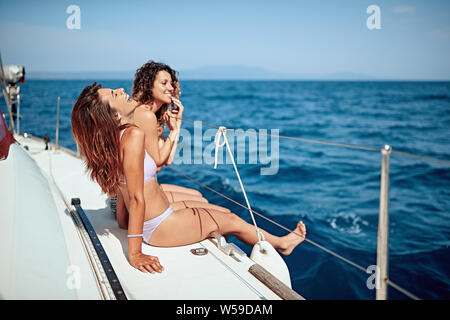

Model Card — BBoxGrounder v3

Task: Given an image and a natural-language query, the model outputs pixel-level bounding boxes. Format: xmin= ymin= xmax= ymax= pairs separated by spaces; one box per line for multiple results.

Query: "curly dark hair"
xmin=132 ymin=61 xmax=180 ymax=127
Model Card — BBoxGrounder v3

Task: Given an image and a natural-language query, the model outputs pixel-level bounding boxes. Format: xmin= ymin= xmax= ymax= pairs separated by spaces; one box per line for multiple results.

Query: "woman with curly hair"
xmin=71 ymin=83 xmax=307 ymax=273
xmin=132 ymin=61 xmax=180 ymax=170
xmin=131 ymin=61 xmax=219 ymax=210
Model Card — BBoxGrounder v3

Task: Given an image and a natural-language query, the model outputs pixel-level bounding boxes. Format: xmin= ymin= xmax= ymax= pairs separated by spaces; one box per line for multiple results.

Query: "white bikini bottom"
xmin=142 ymin=205 xmax=174 ymax=244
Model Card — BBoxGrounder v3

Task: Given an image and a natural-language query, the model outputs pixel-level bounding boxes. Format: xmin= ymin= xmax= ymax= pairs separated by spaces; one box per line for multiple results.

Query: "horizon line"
xmin=24 ymin=69 xmax=450 ymax=82
xmin=23 ymin=77 xmax=450 ymax=82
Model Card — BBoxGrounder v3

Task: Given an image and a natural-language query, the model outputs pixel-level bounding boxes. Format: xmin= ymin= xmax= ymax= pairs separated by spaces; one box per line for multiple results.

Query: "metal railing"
xmin=377 ymin=145 xmax=391 ymax=300
xmin=1 ymin=65 xmax=447 ymax=299
xmin=171 ymin=118 xmax=449 ymax=300
xmin=55 ymin=96 xmax=61 ymax=149
xmin=0 ymin=54 xmax=17 ymax=133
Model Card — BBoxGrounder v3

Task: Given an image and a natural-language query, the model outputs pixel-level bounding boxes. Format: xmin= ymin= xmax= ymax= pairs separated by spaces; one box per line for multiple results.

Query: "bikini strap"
xmin=119 ymin=127 xmax=128 ymax=140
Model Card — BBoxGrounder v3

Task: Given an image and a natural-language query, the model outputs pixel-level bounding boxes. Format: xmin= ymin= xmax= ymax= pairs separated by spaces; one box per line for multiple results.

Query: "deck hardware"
xmin=43 ymin=134 xmax=50 ymax=150
xmin=209 ymin=231 xmax=245 ymax=262
xmin=71 ymin=197 xmax=127 ymax=300
xmin=229 ymin=242 xmax=247 ymax=257
xmin=209 ymin=231 xmax=232 ymax=255
xmin=190 ymin=248 xmax=208 ymax=256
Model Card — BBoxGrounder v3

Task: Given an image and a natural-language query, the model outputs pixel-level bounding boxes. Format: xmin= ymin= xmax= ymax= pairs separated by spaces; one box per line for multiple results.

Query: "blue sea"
xmin=3 ymin=80 xmax=449 ymax=300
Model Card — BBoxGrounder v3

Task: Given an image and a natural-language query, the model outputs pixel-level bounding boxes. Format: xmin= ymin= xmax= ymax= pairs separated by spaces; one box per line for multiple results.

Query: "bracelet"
xmin=127 ymin=234 xmax=143 ymax=238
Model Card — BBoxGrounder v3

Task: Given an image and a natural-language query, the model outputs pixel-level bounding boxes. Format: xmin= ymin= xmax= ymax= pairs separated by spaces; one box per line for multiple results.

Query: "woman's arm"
xmin=122 ymin=127 xmax=164 ymax=273
xmin=165 ymin=118 xmax=181 ymax=166
xmin=156 ymin=125 xmax=165 ymax=172
xmin=165 ymin=97 xmax=184 ymax=166
xmin=134 ymin=108 xmax=175 ymax=167
xmin=156 ymin=124 xmax=165 ymax=148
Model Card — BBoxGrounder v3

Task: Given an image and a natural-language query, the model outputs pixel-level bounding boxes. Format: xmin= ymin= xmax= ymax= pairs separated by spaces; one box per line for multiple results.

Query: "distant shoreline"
xmin=24 ymin=66 xmax=450 ymax=82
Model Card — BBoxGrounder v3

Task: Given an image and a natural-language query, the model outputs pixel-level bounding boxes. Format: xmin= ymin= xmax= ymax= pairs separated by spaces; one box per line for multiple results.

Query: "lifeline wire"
xmin=171 ymin=116 xmax=428 ymax=299
xmin=179 ymin=118 xmax=450 ymax=165
xmin=166 ymin=166 xmax=421 ymax=300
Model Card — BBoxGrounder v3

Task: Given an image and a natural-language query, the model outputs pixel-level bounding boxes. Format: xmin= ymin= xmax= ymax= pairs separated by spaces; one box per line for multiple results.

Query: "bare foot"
xmin=278 ymin=221 xmax=307 ymax=256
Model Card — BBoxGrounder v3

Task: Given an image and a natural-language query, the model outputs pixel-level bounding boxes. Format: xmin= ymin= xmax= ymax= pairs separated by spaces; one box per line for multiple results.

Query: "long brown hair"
xmin=71 ymin=82 xmax=122 ymax=195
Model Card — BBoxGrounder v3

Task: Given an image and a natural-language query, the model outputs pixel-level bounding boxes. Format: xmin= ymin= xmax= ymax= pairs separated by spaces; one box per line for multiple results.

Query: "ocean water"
xmin=3 ymin=80 xmax=449 ymax=300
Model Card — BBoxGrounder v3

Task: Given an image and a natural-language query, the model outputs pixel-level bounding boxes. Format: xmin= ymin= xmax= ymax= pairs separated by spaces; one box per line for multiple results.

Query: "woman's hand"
xmin=164 ymin=97 xmax=184 ymax=131
xmin=170 ymin=97 xmax=184 ymax=120
xmin=129 ymin=252 xmax=164 ymax=274
xmin=164 ymin=111 xmax=178 ymax=131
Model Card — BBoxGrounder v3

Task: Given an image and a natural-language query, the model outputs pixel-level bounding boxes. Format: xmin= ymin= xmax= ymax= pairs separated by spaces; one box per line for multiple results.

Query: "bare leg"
xmin=164 ymin=191 xmax=208 ymax=203
xmin=149 ymin=208 xmax=306 ymax=256
xmin=160 ymin=184 xmax=203 ymax=197
xmin=171 ymin=200 xmax=231 ymax=213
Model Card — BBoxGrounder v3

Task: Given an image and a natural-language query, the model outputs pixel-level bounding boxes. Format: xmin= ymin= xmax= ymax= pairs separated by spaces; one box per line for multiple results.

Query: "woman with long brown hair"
xmin=71 ymin=83 xmax=306 ymax=273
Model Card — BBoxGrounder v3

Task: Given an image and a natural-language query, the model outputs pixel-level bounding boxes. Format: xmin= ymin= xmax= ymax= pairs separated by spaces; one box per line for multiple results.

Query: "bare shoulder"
xmin=134 ymin=106 xmax=157 ymax=127
xmin=122 ymin=126 xmax=145 ymax=148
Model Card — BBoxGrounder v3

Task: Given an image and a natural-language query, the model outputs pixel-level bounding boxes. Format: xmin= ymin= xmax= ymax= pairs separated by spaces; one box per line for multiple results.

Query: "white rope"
xmin=214 ymin=126 xmax=265 ymax=243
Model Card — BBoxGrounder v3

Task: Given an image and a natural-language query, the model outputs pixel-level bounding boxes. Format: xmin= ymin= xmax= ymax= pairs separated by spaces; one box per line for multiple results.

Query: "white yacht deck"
xmin=1 ymin=134 xmax=293 ymax=300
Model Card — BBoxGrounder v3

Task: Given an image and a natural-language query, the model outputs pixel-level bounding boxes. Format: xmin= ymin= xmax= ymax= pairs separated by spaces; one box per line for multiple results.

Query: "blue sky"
xmin=0 ymin=0 xmax=449 ymax=79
